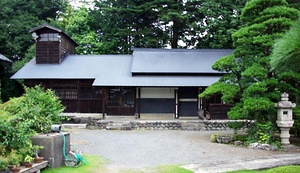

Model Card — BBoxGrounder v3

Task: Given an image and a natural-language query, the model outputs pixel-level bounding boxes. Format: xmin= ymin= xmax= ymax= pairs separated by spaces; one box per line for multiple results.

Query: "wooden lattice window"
xmin=79 ymin=87 xmax=102 ymax=100
xmin=52 ymin=86 xmax=77 ymax=100
xmin=108 ymin=87 xmax=134 ymax=107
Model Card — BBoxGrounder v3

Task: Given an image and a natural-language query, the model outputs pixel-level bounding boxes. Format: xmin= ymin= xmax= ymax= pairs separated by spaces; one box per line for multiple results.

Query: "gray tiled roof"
xmin=0 ymin=54 xmax=12 ymax=63
xmin=11 ymin=55 xmax=130 ymax=79
xmin=92 ymin=55 xmax=221 ymax=87
xmin=131 ymin=48 xmax=232 ymax=74
xmin=11 ymin=49 xmax=231 ymax=87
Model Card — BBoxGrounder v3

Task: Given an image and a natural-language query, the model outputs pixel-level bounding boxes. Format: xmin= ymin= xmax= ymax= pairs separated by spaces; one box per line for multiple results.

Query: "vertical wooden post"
xmin=137 ymin=87 xmax=141 ymax=119
xmin=175 ymin=90 xmax=178 ymax=119
xmin=77 ymin=80 xmax=80 ymax=113
xmin=101 ymin=87 xmax=107 ymax=119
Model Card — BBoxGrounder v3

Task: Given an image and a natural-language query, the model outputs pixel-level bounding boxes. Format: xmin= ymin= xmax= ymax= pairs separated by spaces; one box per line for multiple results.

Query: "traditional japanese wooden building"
xmin=11 ymin=24 xmax=233 ymax=119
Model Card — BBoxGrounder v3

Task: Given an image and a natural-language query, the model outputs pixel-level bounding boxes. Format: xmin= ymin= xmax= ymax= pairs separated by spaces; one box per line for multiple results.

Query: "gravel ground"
xmin=67 ymin=129 xmax=289 ymax=172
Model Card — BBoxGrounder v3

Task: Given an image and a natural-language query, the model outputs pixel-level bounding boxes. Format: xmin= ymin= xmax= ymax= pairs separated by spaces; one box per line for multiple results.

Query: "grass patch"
xmin=112 ymin=165 xmax=193 ymax=173
xmin=41 ymin=155 xmax=108 ymax=173
xmin=41 ymin=155 xmax=300 ymax=173
xmin=227 ymin=165 xmax=300 ymax=173
xmin=153 ymin=165 xmax=194 ymax=173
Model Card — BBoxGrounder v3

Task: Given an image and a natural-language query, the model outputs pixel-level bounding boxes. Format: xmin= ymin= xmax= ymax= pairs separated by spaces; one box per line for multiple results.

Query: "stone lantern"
xmin=275 ymin=92 xmax=296 ymax=145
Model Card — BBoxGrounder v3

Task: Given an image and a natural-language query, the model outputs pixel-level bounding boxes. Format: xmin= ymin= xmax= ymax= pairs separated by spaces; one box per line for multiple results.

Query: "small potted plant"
xmin=32 ymin=145 xmax=44 ymax=163
xmin=7 ymin=151 xmax=21 ymax=173
xmin=24 ymin=155 xmax=34 ymax=168
xmin=0 ymin=156 xmax=9 ymax=173
xmin=18 ymin=147 xmax=33 ymax=166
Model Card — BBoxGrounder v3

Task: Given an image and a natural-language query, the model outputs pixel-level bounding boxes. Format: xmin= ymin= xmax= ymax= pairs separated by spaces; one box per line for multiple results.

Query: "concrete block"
xmin=31 ymin=132 xmax=70 ymax=168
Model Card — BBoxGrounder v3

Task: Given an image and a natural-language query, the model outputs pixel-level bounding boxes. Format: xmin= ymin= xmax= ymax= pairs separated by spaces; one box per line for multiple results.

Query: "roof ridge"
xmin=132 ymin=48 xmax=233 ymax=52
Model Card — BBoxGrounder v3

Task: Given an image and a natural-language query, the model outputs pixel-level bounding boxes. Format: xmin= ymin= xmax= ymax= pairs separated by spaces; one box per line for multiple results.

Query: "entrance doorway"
xmin=107 ymin=87 xmax=135 ymax=115
xmin=178 ymin=87 xmax=199 ymax=117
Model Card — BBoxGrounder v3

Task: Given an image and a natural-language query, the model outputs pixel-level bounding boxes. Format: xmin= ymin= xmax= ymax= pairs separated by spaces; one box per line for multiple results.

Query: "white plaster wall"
xmin=140 ymin=87 xmax=176 ymax=99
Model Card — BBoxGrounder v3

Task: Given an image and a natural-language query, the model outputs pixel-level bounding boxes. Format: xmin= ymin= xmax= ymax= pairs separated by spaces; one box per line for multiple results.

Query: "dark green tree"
xmin=270 ymin=18 xmax=300 ymax=73
xmin=52 ymin=6 xmax=103 ymax=55
xmin=270 ymin=18 xmax=300 ymax=136
xmin=152 ymin=0 xmax=247 ymax=49
xmin=200 ymin=0 xmax=299 ymax=143
xmin=91 ymin=0 xmax=166 ymax=54
xmin=0 ymin=0 xmax=67 ymax=60
xmin=0 ymin=0 xmax=68 ymax=101
xmin=155 ymin=0 xmax=190 ymax=48
xmin=191 ymin=0 xmax=247 ymax=49
xmin=90 ymin=0 xmax=246 ymax=51
xmin=287 ymin=0 xmax=300 ymax=9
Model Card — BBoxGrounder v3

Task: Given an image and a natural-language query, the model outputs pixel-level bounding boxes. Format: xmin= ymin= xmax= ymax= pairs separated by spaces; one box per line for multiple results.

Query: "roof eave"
xmin=29 ymin=24 xmax=79 ymax=46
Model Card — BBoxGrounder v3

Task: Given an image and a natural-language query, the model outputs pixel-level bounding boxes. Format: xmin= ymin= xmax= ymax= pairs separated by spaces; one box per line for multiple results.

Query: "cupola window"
xmin=39 ymin=33 xmax=59 ymax=41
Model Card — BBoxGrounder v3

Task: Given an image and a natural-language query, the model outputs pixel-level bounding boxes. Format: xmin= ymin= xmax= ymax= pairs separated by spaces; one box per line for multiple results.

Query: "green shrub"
xmin=210 ymin=134 xmax=218 ymax=143
xmin=0 ymin=85 xmax=66 ymax=158
xmin=0 ymin=156 xmax=8 ymax=171
xmin=228 ymin=121 xmax=246 ymax=134
xmin=233 ymin=134 xmax=248 ymax=142
xmin=244 ymin=121 xmax=283 ymax=147
xmin=291 ymin=105 xmax=300 ymax=136
xmin=2 ymin=85 xmax=65 ymax=133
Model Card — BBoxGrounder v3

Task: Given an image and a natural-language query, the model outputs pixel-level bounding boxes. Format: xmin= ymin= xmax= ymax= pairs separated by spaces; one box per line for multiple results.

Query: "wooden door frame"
xmin=106 ymin=87 xmax=136 ymax=115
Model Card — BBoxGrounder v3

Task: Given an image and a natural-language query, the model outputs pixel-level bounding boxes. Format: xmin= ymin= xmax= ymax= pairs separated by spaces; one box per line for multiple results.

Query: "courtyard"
xmin=67 ymin=129 xmax=300 ymax=172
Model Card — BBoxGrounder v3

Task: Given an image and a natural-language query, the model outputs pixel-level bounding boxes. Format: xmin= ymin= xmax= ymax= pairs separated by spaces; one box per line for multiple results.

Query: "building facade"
xmin=12 ymin=24 xmax=233 ymax=119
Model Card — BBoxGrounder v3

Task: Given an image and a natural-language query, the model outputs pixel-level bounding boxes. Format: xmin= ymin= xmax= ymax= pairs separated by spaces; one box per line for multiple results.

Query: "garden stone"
xmin=234 ymin=141 xmax=243 ymax=146
xmin=248 ymin=143 xmax=278 ymax=151
xmin=186 ymin=127 xmax=195 ymax=131
xmin=216 ymin=135 xmax=233 ymax=144
xmin=248 ymin=142 xmax=260 ymax=149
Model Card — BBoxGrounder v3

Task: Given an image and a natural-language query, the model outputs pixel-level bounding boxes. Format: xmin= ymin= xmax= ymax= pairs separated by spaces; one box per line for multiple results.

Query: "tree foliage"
xmin=192 ymin=0 xmax=247 ymax=49
xmin=270 ymin=17 xmax=300 ymax=136
xmin=0 ymin=0 xmax=67 ymax=101
xmin=1 ymin=85 xmax=65 ymax=133
xmin=0 ymin=85 xmax=65 ymax=157
xmin=90 ymin=0 xmax=168 ymax=53
xmin=52 ymin=6 xmax=103 ymax=55
xmin=89 ymin=0 xmax=247 ymax=52
xmin=270 ymin=18 xmax=300 ymax=73
xmin=0 ymin=0 xmax=67 ymax=60
xmin=200 ymin=0 xmax=300 ymax=143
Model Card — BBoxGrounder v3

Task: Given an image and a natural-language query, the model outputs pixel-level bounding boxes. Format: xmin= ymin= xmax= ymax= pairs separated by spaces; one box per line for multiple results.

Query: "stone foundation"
xmin=69 ymin=117 xmax=252 ymax=131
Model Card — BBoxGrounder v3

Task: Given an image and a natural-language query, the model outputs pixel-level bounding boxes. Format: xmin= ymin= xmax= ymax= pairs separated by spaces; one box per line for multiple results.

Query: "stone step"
xmin=106 ymin=122 xmax=132 ymax=130
xmin=62 ymin=124 xmax=87 ymax=129
xmin=106 ymin=126 xmax=122 ymax=130
xmin=181 ymin=122 xmax=205 ymax=131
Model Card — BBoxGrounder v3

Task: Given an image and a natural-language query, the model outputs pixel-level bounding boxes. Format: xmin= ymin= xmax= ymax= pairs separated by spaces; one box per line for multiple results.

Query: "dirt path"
xmin=68 ymin=129 xmax=287 ymax=172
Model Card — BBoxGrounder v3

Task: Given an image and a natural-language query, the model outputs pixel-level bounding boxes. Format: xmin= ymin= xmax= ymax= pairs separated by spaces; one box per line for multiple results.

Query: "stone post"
xmin=275 ymin=92 xmax=296 ymax=145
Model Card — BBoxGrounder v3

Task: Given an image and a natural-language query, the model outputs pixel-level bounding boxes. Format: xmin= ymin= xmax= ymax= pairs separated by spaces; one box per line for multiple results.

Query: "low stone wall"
xmin=203 ymin=120 xmax=253 ymax=131
xmin=69 ymin=117 xmax=252 ymax=131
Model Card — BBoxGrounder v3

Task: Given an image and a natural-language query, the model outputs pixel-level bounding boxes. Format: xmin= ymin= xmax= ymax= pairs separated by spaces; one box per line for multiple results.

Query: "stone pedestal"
xmin=31 ymin=132 xmax=70 ymax=168
xmin=278 ymin=127 xmax=292 ymax=145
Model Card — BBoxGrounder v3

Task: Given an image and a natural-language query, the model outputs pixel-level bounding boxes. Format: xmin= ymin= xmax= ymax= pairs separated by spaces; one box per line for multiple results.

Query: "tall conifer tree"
xmin=200 ymin=0 xmax=299 ymax=143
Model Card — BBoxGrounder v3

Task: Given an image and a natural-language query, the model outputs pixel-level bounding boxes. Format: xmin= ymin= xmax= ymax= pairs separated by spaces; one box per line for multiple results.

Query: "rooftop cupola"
xmin=29 ymin=24 xmax=78 ymax=64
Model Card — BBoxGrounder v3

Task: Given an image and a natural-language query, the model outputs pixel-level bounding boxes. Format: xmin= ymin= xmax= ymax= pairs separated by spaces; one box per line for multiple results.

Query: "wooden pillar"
xmin=77 ymin=80 xmax=80 ymax=113
xmin=101 ymin=87 xmax=107 ymax=119
xmin=137 ymin=87 xmax=141 ymax=119
xmin=175 ymin=90 xmax=179 ymax=119
xmin=198 ymin=87 xmax=202 ymax=110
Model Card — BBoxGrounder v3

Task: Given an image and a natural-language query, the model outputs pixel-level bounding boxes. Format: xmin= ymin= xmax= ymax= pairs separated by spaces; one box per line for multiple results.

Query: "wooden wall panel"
xmin=207 ymin=104 xmax=233 ymax=119
xmin=36 ymin=42 xmax=60 ymax=64
xmin=24 ymin=79 xmax=103 ymax=113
